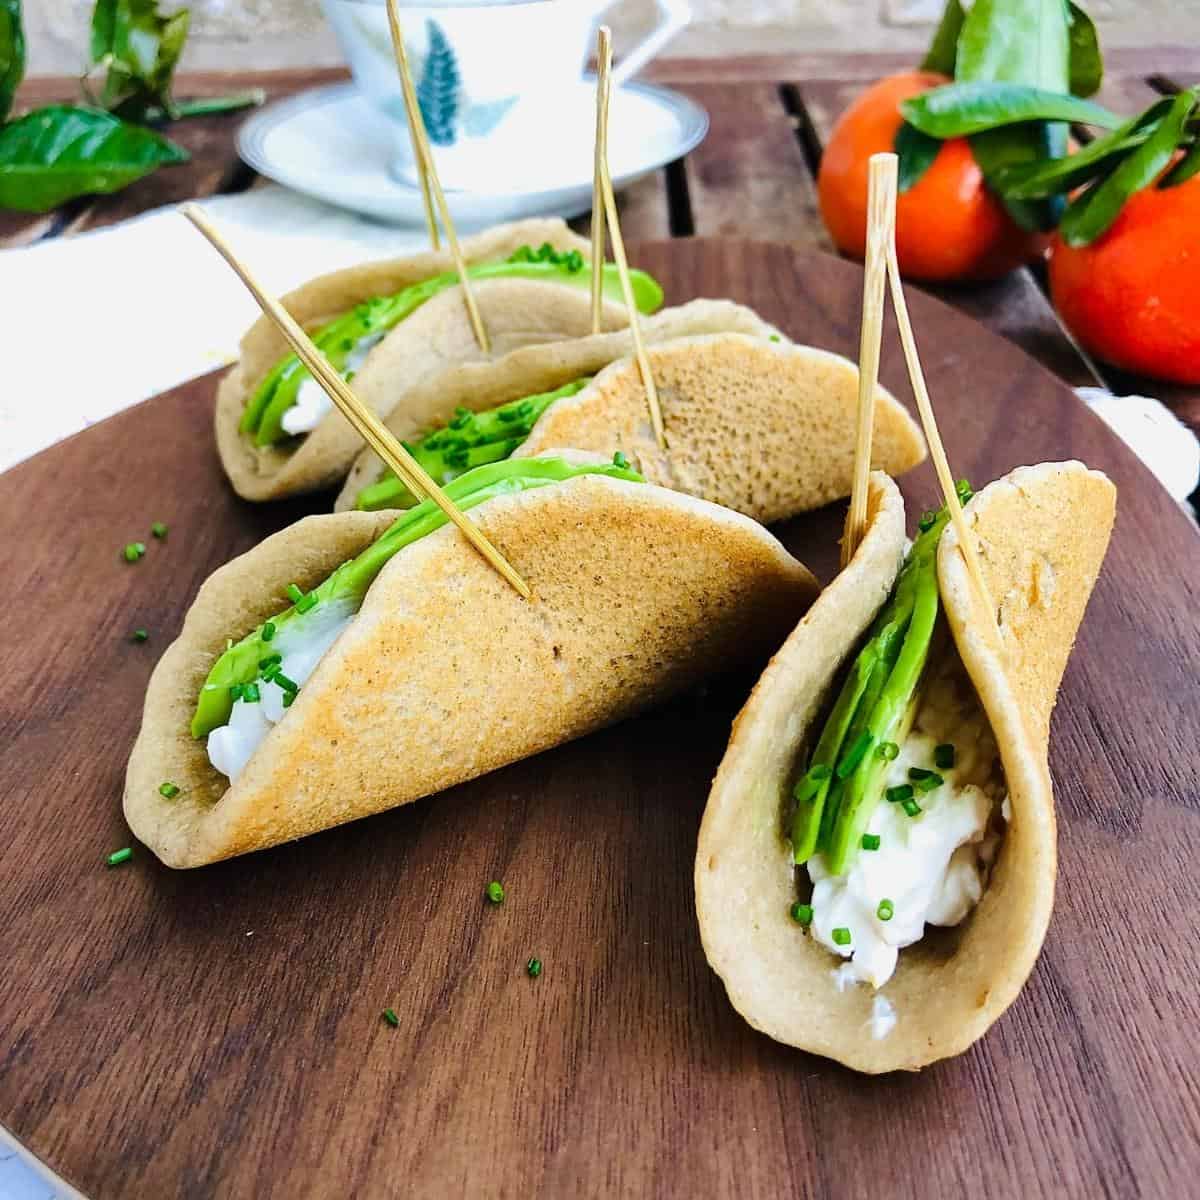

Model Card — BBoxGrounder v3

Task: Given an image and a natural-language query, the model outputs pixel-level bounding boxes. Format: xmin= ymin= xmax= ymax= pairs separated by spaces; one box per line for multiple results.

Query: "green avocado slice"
xmin=191 ymin=454 xmax=644 ymax=738
xmin=241 ymin=244 xmax=664 ymax=448
xmin=789 ymin=482 xmax=973 ymax=876
xmin=354 ymin=377 xmax=591 ymax=512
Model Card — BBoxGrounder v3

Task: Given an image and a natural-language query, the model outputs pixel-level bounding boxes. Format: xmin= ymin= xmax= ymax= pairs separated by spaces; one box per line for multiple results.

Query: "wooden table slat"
xmin=670 ymin=81 xmax=829 ymax=247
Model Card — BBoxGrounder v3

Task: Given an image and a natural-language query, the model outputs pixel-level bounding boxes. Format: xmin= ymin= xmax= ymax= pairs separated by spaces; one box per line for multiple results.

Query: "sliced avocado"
xmin=241 ymin=243 xmax=664 ymax=447
xmin=790 ymin=483 xmax=974 ymax=875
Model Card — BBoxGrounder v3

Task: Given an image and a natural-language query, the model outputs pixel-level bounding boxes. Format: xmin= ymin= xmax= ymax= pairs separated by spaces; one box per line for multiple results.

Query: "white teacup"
xmin=321 ymin=0 xmax=690 ymax=189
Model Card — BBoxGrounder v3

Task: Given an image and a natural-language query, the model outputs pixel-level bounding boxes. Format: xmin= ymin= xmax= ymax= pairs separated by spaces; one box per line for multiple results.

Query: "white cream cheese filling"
xmin=806 ymin=654 xmax=1006 ymax=1001
xmin=281 ymin=330 xmax=386 ymax=436
xmin=206 ymin=600 xmax=357 ymax=781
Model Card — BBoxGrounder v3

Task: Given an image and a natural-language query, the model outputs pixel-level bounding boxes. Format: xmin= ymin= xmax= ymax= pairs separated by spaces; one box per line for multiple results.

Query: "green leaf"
xmin=894 ymin=120 xmax=941 ymax=192
xmin=901 ymin=82 xmax=1121 ymax=138
xmin=0 ymin=105 xmax=188 ymax=213
xmin=921 ymin=0 xmax=965 ymax=76
xmin=1160 ymin=136 xmax=1200 ymax=189
xmin=956 ymin=0 xmax=1073 ymax=231
xmin=957 ymin=0 xmax=1071 ymax=90
xmin=90 ymin=0 xmax=117 ymax=65
xmin=1067 ymin=2 xmax=1103 ymax=97
xmin=89 ymin=1 xmax=191 ymax=121
xmin=993 ymin=98 xmax=1171 ymax=198
xmin=0 ymin=0 xmax=24 ymax=123
xmin=1060 ymin=90 xmax=1198 ymax=245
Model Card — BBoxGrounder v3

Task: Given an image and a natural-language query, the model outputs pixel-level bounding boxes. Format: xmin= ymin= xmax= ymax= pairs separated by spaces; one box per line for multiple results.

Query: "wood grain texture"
xmin=671 ymin=82 xmax=828 ymax=246
xmin=1 ymin=239 xmax=1197 ymax=1200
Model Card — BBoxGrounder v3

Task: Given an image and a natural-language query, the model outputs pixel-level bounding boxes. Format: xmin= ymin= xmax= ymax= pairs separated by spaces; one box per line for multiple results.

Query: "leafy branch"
xmin=895 ymin=0 xmax=1198 ymax=244
xmin=0 ymin=0 xmax=261 ymax=214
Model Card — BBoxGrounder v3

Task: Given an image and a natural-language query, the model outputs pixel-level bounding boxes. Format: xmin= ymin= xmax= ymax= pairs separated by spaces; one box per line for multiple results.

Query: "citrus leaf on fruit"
xmin=921 ymin=0 xmax=965 ymax=76
xmin=1066 ymin=2 xmax=1103 ymax=98
xmin=900 ymin=82 xmax=1121 ymax=138
xmin=894 ymin=120 xmax=941 ymax=193
xmin=1159 ymin=136 xmax=1200 ymax=189
xmin=992 ymin=99 xmax=1172 ymax=199
xmin=1059 ymin=89 xmax=1198 ymax=246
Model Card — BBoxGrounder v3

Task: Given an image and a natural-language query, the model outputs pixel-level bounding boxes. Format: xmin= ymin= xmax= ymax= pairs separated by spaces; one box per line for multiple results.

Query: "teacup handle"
xmin=608 ymin=0 xmax=691 ymax=88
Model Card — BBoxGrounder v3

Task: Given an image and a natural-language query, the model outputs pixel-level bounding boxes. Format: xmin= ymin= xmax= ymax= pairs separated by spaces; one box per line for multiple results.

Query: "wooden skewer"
xmin=841 ymin=153 xmax=896 ymax=569
xmin=589 ymin=26 xmax=612 ymax=336
xmin=882 ymin=214 xmax=999 ymax=627
xmin=595 ymin=32 xmax=666 ymax=450
xmin=183 ymin=205 xmax=531 ymax=600
xmin=385 ymin=0 xmax=438 ymax=251
xmin=384 ymin=0 xmax=490 ymax=354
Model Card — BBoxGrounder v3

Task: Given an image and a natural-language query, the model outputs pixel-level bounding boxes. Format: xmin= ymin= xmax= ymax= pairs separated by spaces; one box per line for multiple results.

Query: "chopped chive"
xmin=286 ymin=583 xmax=304 ymax=604
xmin=935 ymin=743 xmax=956 ymax=769
xmin=486 ymin=881 xmax=505 ymax=904
xmin=909 ymin=767 xmax=944 ymax=793
xmin=886 ymin=784 xmax=914 ymax=804
xmin=242 ymin=682 xmax=260 ymax=703
xmin=526 ymin=957 xmax=542 ymax=979
xmin=122 ymin=541 xmax=146 ymax=563
xmin=258 ymin=654 xmax=282 ymax=672
xmin=159 ymin=781 xmax=180 ymax=798
xmin=877 ymin=898 xmax=894 ymax=922
xmin=261 ymin=622 xmax=276 ymax=642
xmin=831 ymin=927 xmax=852 ymax=946
xmin=230 ymin=683 xmax=244 ymax=701
xmin=768 ymin=333 xmax=781 ymax=343
xmin=448 ymin=407 xmax=473 ymax=430
xmin=295 ymin=591 xmax=318 ymax=614
xmin=790 ymin=901 xmax=814 ymax=926
xmin=273 ymin=672 xmax=298 ymax=694
xmin=918 ymin=510 xmax=936 ymax=532
xmin=956 ymin=478 xmax=973 ymax=504
xmin=150 ymin=522 xmax=168 ymax=540
xmin=861 ymin=833 xmax=881 ymax=851
xmin=901 ymin=798 xmax=922 ymax=817
xmin=836 ymin=730 xmax=873 ymax=779
xmin=106 ymin=847 xmax=132 ymax=867
xmin=876 ymin=740 xmax=899 ymax=761
xmin=282 ymin=691 xmax=296 ymax=708
xmin=810 ymin=763 xmax=833 ymax=781
xmin=129 ymin=628 xmax=149 ymax=643
xmin=613 ymin=450 xmax=630 ymax=469
xmin=382 ymin=1007 xmax=399 ymax=1027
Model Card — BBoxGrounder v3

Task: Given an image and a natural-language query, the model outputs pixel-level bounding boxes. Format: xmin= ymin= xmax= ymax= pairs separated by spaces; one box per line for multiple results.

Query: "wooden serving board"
xmin=1 ymin=240 xmax=1197 ymax=1200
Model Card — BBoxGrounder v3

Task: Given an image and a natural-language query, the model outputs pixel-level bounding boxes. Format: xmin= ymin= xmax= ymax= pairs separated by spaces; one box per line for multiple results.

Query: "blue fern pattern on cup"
xmin=417 ymin=20 xmax=460 ymax=146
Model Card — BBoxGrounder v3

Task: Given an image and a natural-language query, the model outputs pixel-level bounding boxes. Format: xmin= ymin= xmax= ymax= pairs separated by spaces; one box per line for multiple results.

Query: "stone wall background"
xmin=24 ymin=1 xmax=1197 ymax=76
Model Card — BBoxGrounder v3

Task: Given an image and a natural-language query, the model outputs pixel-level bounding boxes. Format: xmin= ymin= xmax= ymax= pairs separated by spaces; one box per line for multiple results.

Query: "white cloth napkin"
xmin=0 ymin=185 xmax=428 ymax=473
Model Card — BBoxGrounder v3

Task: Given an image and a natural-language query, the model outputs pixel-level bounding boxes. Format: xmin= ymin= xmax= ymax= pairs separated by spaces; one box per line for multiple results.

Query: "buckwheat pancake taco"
xmin=338 ymin=310 xmax=928 ymax=522
xmin=695 ymin=461 xmax=1115 ymax=1073
xmin=216 ymin=218 xmax=663 ymax=502
xmin=126 ymin=452 xmax=818 ymax=868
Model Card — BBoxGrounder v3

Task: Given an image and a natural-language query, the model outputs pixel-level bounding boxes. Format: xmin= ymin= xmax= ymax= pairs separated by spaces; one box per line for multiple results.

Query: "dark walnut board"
xmin=1 ymin=239 xmax=1197 ymax=1200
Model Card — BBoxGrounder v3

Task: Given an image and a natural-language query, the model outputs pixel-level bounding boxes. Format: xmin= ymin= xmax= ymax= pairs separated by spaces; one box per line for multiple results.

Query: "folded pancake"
xmin=339 ymin=316 xmax=928 ymax=523
xmin=216 ymin=219 xmax=639 ymax=502
xmin=695 ymin=462 xmax=1115 ymax=1072
xmin=126 ymin=452 xmax=819 ymax=868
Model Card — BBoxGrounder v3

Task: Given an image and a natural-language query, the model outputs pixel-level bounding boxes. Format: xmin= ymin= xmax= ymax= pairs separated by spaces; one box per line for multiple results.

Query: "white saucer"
xmin=238 ymin=80 xmax=708 ymax=229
